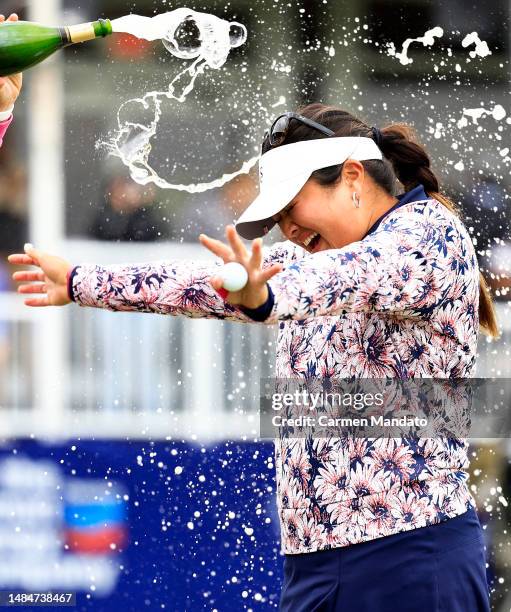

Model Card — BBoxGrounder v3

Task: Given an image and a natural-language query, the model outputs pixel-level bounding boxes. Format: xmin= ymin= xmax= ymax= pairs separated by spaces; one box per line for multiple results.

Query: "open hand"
xmin=199 ymin=225 xmax=282 ymax=309
xmin=0 ymin=13 xmax=22 ymax=112
xmin=8 ymin=245 xmax=72 ymax=307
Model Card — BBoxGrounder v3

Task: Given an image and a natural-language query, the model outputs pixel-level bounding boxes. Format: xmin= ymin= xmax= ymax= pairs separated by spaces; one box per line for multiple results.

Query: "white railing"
xmin=0 ymin=241 xmax=509 ymax=440
xmin=0 ymin=241 xmax=277 ymax=439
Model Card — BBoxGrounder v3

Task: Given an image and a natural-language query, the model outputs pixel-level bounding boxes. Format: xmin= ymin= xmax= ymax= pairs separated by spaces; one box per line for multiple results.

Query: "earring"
xmin=352 ymin=191 xmax=361 ymax=208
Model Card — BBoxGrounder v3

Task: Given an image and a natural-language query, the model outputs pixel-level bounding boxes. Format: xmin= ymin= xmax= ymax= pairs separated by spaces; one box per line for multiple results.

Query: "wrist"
xmin=239 ymin=284 xmax=274 ymax=322
xmin=244 ymin=284 xmax=269 ymax=310
xmin=66 ymin=266 xmax=78 ymax=302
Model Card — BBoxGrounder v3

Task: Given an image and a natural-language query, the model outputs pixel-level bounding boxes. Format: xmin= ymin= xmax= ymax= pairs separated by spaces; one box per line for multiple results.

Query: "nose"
xmin=279 ymin=215 xmax=300 ymax=242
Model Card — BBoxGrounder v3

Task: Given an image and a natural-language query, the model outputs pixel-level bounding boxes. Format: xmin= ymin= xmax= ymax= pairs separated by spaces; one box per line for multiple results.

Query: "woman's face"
xmin=272 ymin=162 xmax=374 ymax=253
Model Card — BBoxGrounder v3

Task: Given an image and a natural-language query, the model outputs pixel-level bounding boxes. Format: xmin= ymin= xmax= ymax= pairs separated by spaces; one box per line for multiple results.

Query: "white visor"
xmin=235 ymin=137 xmax=382 ymax=239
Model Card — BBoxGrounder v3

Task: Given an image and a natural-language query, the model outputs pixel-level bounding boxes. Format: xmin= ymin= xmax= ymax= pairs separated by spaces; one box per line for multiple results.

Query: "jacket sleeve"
xmin=68 ymin=240 xmax=305 ymax=323
xmin=262 ymin=212 xmax=474 ymax=323
xmin=0 ymin=115 xmax=13 ymax=147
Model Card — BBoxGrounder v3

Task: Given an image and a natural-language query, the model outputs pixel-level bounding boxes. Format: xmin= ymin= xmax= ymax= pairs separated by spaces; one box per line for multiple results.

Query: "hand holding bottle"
xmin=0 ymin=13 xmax=22 ymax=111
xmin=8 ymin=244 xmax=72 ymax=307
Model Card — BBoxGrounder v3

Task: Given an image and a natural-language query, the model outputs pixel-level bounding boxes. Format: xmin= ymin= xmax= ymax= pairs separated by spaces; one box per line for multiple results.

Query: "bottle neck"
xmin=64 ymin=18 xmax=112 ymax=45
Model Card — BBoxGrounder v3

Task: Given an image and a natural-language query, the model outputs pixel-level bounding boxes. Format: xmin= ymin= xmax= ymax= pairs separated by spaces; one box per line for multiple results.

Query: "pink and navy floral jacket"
xmin=69 ymin=185 xmax=480 ymax=555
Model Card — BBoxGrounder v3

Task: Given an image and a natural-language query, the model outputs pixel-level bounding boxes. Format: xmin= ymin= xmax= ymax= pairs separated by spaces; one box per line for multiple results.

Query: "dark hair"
xmin=265 ymin=102 xmax=499 ymax=338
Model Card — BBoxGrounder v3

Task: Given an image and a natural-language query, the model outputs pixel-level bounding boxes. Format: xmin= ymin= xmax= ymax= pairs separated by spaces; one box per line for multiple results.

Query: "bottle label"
xmin=67 ymin=23 xmax=96 ymax=44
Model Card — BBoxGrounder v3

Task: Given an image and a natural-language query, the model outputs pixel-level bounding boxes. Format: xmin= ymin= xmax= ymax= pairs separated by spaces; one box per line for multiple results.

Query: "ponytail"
xmin=379 ymin=123 xmax=499 ymax=339
xmin=278 ymin=104 xmax=500 ymax=339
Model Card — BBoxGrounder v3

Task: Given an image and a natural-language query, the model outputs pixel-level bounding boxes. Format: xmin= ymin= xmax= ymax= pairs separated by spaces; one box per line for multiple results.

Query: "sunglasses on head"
xmin=262 ymin=112 xmax=335 ymax=153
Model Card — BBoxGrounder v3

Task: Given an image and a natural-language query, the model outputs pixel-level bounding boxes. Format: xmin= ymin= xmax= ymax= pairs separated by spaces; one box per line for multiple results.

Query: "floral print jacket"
xmin=69 ymin=185 xmax=480 ymax=555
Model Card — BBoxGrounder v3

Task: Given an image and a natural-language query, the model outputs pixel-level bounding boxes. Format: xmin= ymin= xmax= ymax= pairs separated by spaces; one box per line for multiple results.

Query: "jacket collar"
xmin=364 ymin=184 xmax=429 ymax=238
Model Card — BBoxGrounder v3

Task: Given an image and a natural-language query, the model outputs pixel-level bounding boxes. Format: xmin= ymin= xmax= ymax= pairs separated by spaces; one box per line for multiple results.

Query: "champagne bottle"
xmin=0 ymin=18 xmax=113 ymax=76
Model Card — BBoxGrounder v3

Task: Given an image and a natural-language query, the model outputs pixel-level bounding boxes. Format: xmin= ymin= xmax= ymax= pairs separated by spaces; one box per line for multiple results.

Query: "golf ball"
xmin=220 ymin=262 xmax=248 ymax=292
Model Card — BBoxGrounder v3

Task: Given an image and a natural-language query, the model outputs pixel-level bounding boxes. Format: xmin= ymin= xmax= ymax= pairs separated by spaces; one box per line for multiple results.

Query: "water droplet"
xmin=229 ymin=22 xmax=247 ymax=48
xmin=163 ymin=16 xmax=202 ymax=58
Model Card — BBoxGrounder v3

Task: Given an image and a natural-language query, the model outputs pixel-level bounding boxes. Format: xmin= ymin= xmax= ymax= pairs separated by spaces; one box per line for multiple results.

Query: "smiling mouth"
xmin=303 ymin=232 xmax=321 ymax=252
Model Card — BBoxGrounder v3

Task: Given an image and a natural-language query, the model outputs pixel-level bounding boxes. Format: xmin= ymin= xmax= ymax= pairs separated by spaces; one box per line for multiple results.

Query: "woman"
xmin=9 ymin=104 xmax=498 ymax=611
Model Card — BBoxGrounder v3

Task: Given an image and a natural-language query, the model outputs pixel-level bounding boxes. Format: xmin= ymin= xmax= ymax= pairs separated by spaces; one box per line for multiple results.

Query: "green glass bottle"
xmin=0 ymin=18 xmax=113 ymax=76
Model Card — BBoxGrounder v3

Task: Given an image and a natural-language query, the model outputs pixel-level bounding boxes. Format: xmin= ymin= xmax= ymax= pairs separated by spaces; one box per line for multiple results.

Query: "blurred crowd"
xmin=85 ymin=168 xmax=259 ymax=243
xmin=462 ymin=176 xmax=511 ymax=299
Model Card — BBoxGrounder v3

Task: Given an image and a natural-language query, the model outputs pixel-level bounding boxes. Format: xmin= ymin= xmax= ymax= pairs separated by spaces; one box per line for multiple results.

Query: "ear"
xmin=340 ymin=160 xmax=365 ymax=191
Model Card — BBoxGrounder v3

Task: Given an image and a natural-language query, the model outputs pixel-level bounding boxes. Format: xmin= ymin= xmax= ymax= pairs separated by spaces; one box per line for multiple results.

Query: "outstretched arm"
xmin=209 ymin=207 xmax=478 ymax=324
xmin=8 ymin=232 xmax=302 ymax=323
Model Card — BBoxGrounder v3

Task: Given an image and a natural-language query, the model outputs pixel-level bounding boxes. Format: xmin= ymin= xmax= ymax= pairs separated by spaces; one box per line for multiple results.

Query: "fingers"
xmin=8 ymin=14 xmax=19 ymax=21
xmin=198 ymin=233 xmax=233 ymax=262
xmin=260 ymin=263 xmax=283 ymax=283
xmin=209 ymin=275 xmax=224 ymax=291
xmin=201 ymin=227 xmax=259 ymax=270
xmin=23 ymin=296 xmax=50 ymax=307
xmin=17 ymin=283 xmax=46 ymax=294
xmin=12 ymin=270 xmax=45 ymax=282
xmin=225 ymin=225 xmax=248 ymax=261
xmin=7 ymin=245 xmax=41 ymax=267
xmin=249 ymin=238 xmax=263 ymax=270
xmin=7 ymin=253 xmax=39 ymax=266
xmin=23 ymin=244 xmax=41 ymax=264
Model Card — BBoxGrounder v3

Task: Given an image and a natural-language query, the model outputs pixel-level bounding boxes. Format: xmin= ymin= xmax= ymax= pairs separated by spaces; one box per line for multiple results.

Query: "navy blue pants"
xmin=280 ymin=507 xmax=490 ymax=612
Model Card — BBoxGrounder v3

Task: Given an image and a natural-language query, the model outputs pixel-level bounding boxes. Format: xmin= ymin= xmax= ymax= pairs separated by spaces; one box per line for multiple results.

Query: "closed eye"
xmin=273 ymin=201 xmax=296 ymax=223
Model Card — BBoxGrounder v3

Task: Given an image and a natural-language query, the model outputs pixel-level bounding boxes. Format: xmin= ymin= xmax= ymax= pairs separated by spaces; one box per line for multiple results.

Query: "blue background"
xmin=0 ymin=439 xmax=283 ymax=611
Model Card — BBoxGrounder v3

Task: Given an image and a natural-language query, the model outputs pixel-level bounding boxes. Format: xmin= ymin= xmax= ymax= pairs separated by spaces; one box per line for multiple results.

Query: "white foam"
xmin=271 ymin=96 xmax=286 ymax=108
xmin=388 ymin=29 xmax=491 ymax=66
xmin=102 ymin=10 xmax=255 ymax=191
xmin=111 ymin=9 xmax=247 ymax=69
xmin=462 ymin=32 xmax=492 ymax=58
xmin=457 ymin=104 xmax=507 ymax=129
xmin=388 ymin=26 xmax=444 ymax=66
